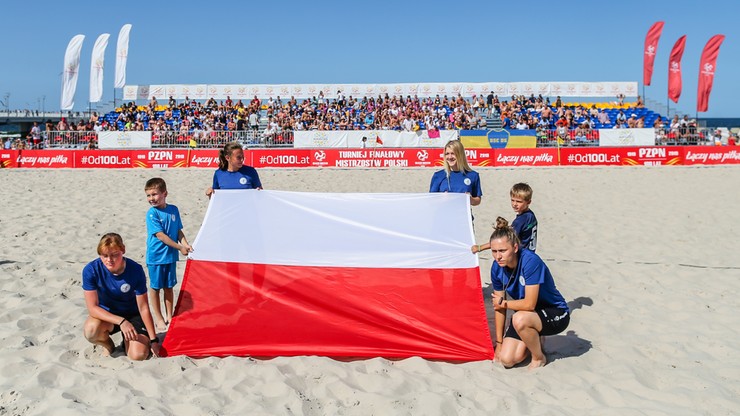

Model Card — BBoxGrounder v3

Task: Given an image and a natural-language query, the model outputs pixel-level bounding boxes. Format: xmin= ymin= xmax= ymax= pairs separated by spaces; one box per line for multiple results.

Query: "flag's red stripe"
xmin=161 ymin=260 xmax=494 ymax=361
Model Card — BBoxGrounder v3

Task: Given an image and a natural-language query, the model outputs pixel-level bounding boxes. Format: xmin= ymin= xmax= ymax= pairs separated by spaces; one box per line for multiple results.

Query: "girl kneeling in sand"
xmin=82 ymin=233 xmax=159 ymax=360
xmin=489 ymin=218 xmax=569 ymax=369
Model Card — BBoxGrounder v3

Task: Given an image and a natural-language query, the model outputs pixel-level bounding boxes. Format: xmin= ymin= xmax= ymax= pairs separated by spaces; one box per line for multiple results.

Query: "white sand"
xmin=1 ymin=166 xmax=739 ymax=415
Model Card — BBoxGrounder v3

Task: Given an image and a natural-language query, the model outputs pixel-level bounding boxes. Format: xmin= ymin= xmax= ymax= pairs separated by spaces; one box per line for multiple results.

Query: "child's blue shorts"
xmin=147 ymin=263 xmax=177 ymax=290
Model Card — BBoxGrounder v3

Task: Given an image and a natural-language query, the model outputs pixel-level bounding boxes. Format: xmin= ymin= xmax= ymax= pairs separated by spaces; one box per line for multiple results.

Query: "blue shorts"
xmin=148 ymin=263 xmax=177 ymax=290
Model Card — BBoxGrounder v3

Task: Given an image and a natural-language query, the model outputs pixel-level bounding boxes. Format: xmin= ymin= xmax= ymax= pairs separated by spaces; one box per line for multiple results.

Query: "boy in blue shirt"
xmin=473 ymin=182 xmax=538 ymax=254
xmin=145 ymin=177 xmax=192 ymax=331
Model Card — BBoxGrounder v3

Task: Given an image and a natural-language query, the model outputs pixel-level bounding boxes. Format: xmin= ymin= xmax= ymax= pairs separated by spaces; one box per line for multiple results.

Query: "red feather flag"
xmin=697 ymin=35 xmax=725 ymax=112
xmin=643 ymin=22 xmax=665 ymax=86
xmin=668 ymin=35 xmax=687 ymax=103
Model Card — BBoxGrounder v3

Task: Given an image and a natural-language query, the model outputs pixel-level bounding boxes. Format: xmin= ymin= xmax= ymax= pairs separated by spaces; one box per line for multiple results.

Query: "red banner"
xmin=683 ymin=147 xmax=740 ymax=165
xmin=15 ymin=150 xmax=75 ymax=168
xmin=643 ymin=21 xmax=665 ymax=86
xmin=697 ymin=34 xmax=725 ymax=112
xmin=490 ymin=148 xmax=558 ymax=167
xmin=1 ymin=150 xmax=20 ymax=168
xmin=187 ymin=149 xmax=220 ymax=168
xmin=559 ymin=147 xmax=682 ymax=166
xmin=75 ymin=150 xmax=133 ymax=168
xmin=668 ymin=35 xmax=687 ymax=103
xmin=5 ymin=147 xmax=740 ymax=169
xmin=248 ymin=148 xmax=496 ymax=168
xmin=251 ymin=149 xmax=312 ymax=168
xmin=131 ymin=149 xmax=190 ymax=168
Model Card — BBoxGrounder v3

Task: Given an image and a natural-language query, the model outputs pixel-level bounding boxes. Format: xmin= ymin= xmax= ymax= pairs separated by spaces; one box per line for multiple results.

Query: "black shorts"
xmin=110 ymin=314 xmax=150 ymax=339
xmin=505 ymin=307 xmax=570 ymax=340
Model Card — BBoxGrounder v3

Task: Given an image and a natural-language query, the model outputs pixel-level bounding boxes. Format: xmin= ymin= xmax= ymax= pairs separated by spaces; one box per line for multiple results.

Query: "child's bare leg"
xmin=164 ymin=288 xmax=174 ymax=324
xmin=149 ymin=288 xmax=167 ymax=331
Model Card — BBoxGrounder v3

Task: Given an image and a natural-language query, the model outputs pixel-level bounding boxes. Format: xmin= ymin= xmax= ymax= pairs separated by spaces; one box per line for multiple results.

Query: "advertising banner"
xmin=187 ymin=149 xmax=220 ymax=168
xmin=123 ymin=82 xmax=639 ymax=100
xmin=98 ymin=131 xmax=153 ymax=149
xmin=683 ymin=147 xmax=740 ymax=165
xmin=697 ymin=35 xmax=726 ymax=112
xmin=131 ymin=149 xmax=190 ymax=168
xmin=294 ymin=131 xmax=348 ymax=148
xmin=15 ymin=150 xmax=75 ymax=168
xmin=294 ymin=130 xmax=455 ymax=149
xmin=309 ymin=148 xmax=440 ymax=168
xmin=560 ymin=146 xmax=682 ymax=166
xmin=598 ymin=128 xmax=655 ymax=147
xmin=8 ymin=146 xmax=740 ymax=169
xmin=493 ymin=130 xmax=537 ymax=149
xmin=643 ymin=22 xmax=665 ymax=86
xmin=491 ymin=148 xmax=559 ymax=167
xmin=1 ymin=150 xmax=20 ymax=168
xmin=251 ymin=149 xmax=312 ymax=168
xmin=75 ymin=150 xmax=133 ymax=168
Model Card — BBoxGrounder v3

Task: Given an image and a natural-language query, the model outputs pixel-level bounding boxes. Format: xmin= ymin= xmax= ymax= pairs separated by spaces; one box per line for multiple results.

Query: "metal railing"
xmin=152 ymin=130 xmax=294 ymax=148
xmin=537 ymin=128 xmax=601 ymax=147
xmin=37 ymin=130 xmax=294 ymax=149
xmin=657 ymin=126 xmax=712 ymax=146
xmin=534 ymin=127 xmax=729 ymax=147
xmin=12 ymin=128 xmax=727 ymax=150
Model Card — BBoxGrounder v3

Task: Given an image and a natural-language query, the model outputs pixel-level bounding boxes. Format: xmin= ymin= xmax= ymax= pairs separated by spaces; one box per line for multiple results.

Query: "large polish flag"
xmin=161 ymin=190 xmax=494 ymax=361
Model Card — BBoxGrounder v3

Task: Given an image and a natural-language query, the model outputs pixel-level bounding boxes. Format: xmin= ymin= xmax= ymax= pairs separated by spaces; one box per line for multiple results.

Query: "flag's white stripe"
xmin=191 ymin=190 xmax=477 ymax=269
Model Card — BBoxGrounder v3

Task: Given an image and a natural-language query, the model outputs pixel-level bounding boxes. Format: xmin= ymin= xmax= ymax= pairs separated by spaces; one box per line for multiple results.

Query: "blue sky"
xmin=1 ymin=1 xmax=738 ymax=117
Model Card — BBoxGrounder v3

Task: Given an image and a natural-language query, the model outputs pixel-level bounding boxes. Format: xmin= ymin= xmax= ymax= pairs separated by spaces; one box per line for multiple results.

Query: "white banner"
xmin=114 ymin=24 xmax=132 ymax=89
xmin=122 ymin=85 xmax=137 ymax=100
xmin=294 ymin=130 xmax=457 ymax=148
xmin=89 ymin=33 xmax=110 ymax=103
xmin=98 ymin=131 xmax=152 ymax=149
xmin=60 ymin=35 xmax=85 ymax=110
xmin=508 ymin=82 xmax=551 ymax=97
xmin=121 ymin=82 xmax=639 ymax=101
xmin=598 ymin=128 xmax=655 ymax=147
xmin=549 ymin=82 xmax=638 ymax=98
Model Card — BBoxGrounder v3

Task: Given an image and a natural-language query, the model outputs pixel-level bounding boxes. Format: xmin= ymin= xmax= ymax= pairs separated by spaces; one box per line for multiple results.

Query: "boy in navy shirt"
xmin=473 ymin=182 xmax=538 ymax=254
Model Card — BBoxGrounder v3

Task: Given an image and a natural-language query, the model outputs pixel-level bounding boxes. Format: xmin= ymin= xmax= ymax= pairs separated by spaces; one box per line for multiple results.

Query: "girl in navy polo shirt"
xmin=489 ymin=217 xmax=569 ymax=369
xmin=206 ymin=141 xmax=262 ymax=198
xmin=429 ymin=140 xmax=482 ymax=207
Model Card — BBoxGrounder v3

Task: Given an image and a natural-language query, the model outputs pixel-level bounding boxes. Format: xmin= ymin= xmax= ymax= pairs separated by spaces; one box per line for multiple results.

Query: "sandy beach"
xmin=1 ymin=166 xmax=739 ymax=415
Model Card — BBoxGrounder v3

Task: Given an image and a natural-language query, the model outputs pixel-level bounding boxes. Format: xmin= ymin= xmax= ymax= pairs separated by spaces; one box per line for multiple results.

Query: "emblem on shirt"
xmin=120 ymin=283 xmax=131 ymax=293
xmin=519 ymin=275 xmax=525 ymax=286
xmin=171 ymin=214 xmax=176 ymax=221
xmin=464 ymin=178 xmax=471 ymax=186
xmin=239 ymin=177 xmax=247 ymax=185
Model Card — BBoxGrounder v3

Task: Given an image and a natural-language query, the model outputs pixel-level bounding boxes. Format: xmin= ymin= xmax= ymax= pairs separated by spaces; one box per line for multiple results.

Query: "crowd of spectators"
xmin=37 ymin=92 xmax=657 ymax=138
xmin=14 ymin=92 xmax=739 ymax=149
xmin=493 ymin=93 xmax=655 ymax=131
xmin=85 ymin=93 xmax=490 ymax=136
